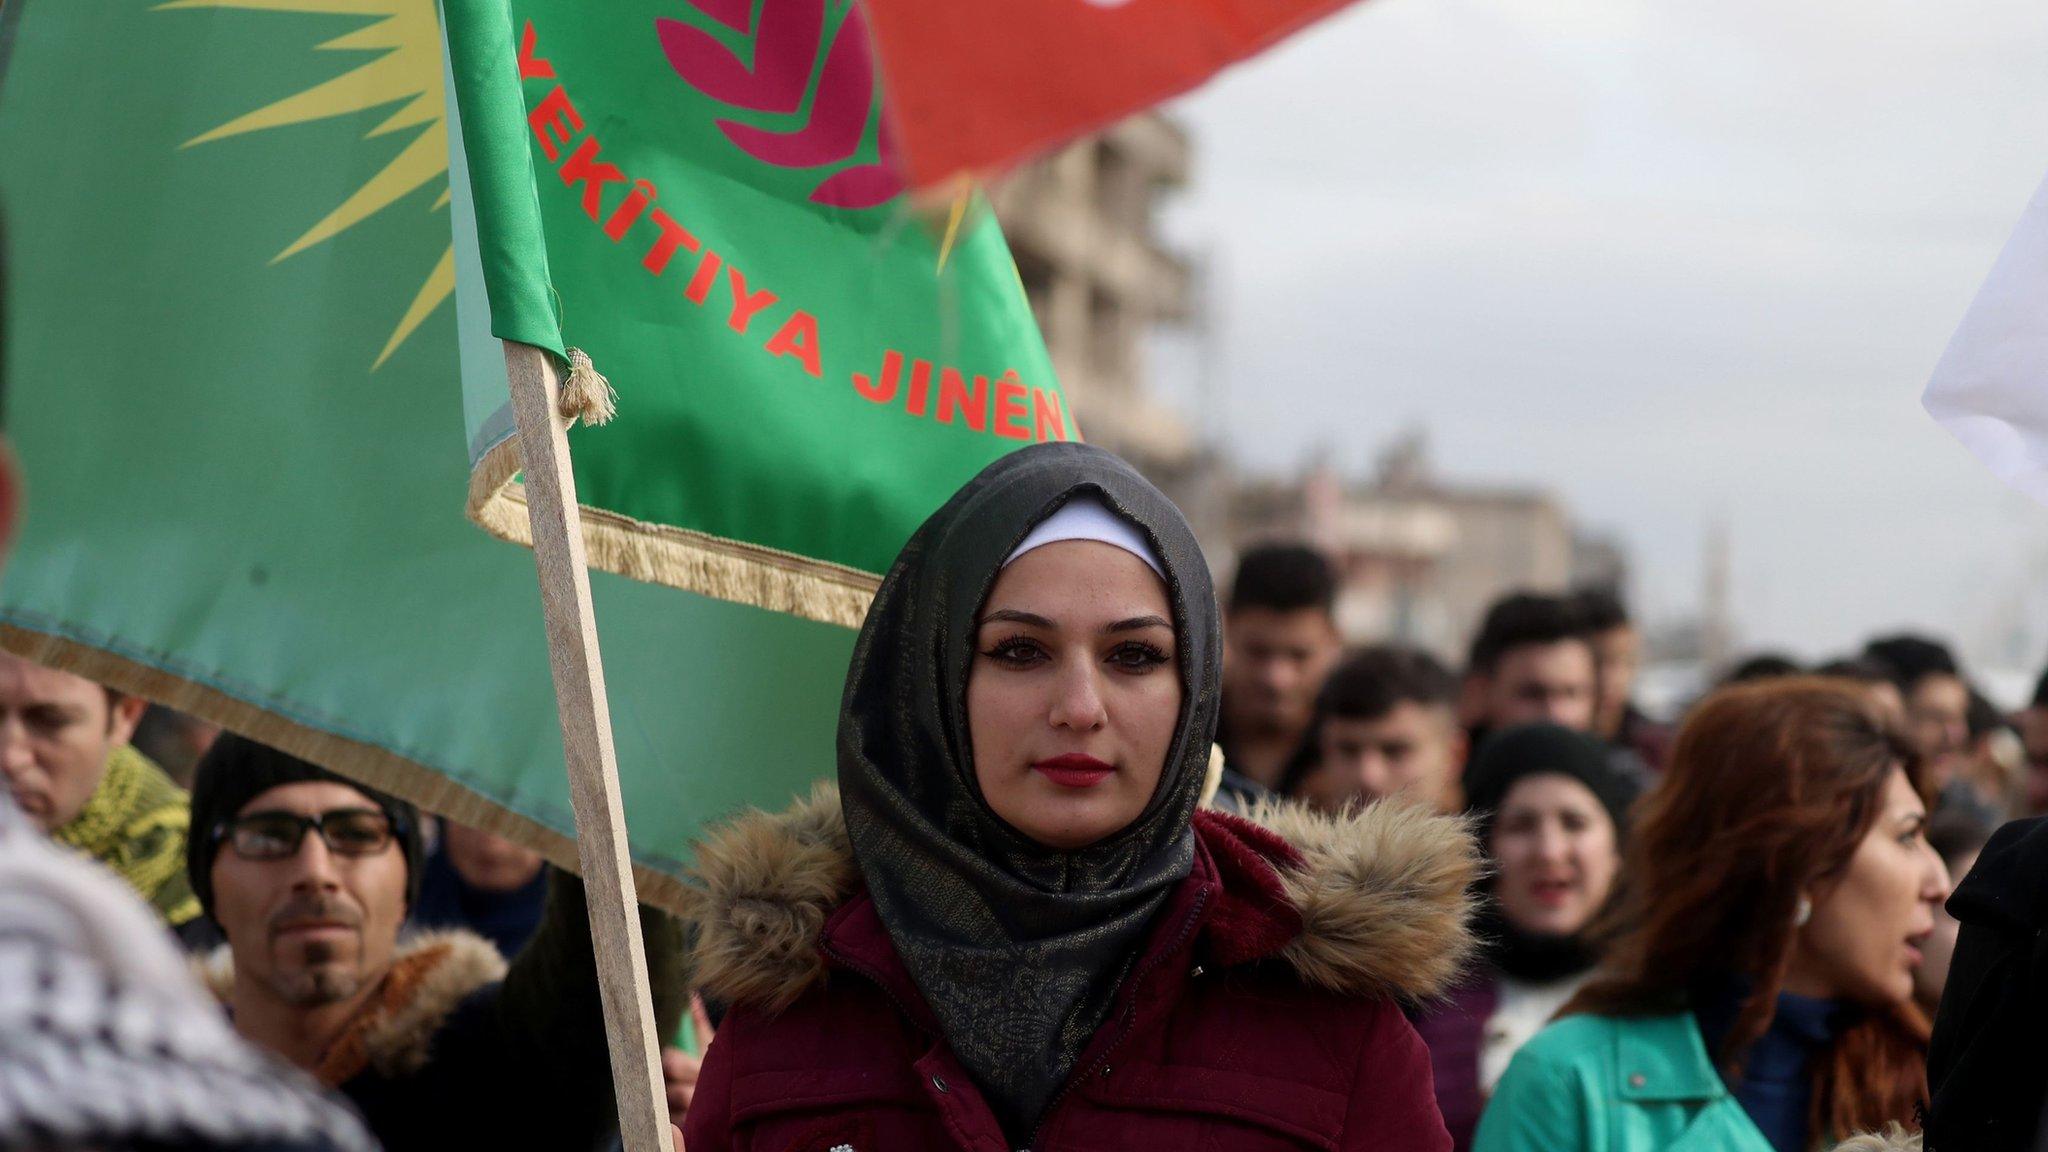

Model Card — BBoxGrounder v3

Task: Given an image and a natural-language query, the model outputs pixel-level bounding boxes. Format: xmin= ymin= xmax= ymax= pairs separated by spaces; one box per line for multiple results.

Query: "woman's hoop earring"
xmin=1794 ymin=895 xmax=1813 ymax=928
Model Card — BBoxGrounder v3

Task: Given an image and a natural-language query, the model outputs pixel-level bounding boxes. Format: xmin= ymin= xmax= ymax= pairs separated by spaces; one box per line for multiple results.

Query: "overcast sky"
xmin=1153 ymin=0 xmax=2048 ymax=681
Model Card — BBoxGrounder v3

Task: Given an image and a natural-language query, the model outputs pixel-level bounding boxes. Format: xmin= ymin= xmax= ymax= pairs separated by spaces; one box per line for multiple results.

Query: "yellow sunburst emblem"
xmin=164 ymin=0 xmax=451 ymax=369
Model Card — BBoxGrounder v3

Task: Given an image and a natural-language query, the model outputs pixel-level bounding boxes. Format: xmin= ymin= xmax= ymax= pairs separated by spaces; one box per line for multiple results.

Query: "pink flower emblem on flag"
xmin=658 ymin=0 xmax=905 ymax=208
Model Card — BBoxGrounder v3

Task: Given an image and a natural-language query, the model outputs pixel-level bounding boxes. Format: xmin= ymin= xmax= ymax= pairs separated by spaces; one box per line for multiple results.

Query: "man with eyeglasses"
xmin=187 ymin=732 xmax=688 ymax=1152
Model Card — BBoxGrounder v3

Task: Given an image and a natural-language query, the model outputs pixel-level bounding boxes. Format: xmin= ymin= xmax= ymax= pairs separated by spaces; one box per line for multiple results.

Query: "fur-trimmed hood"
xmin=685 ymin=784 xmax=1480 ymax=1013
xmin=1830 ymin=1127 xmax=1920 ymax=1152
xmin=200 ymin=928 xmax=508 ymax=1086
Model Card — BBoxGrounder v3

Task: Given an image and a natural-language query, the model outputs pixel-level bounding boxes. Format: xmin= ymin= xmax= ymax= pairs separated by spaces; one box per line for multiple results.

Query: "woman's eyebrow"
xmin=1105 ymin=614 xmax=1172 ymax=633
xmin=980 ymin=608 xmax=1055 ymax=629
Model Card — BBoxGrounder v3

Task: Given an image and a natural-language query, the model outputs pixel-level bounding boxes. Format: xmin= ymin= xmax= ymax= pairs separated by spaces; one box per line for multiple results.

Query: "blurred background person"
xmin=133 ymin=702 xmax=223 ymax=790
xmin=1720 ymin=652 xmax=1805 ymax=687
xmin=1814 ymin=656 xmax=1907 ymax=729
xmin=1462 ymin=591 xmax=1652 ymax=789
xmin=1215 ymin=541 xmax=1342 ymax=805
xmin=1911 ymin=806 xmax=1995 ymax=1016
xmin=2017 ymin=663 xmax=2048 ymax=819
xmin=0 ymin=650 xmax=204 ymax=938
xmin=1864 ymin=634 xmax=1971 ymax=798
xmin=1575 ymin=586 xmax=1671 ymax=773
xmin=1476 ymin=679 xmax=1946 ymax=1152
xmin=1945 ymin=691 xmax=2025 ymax=822
xmin=1461 ymin=592 xmax=1599 ymax=738
xmin=1412 ymin=724 xmax=1639 ymax=1151
xmin=411 ymin=817 xmax=552 ymax=960
xmin=1282 ymin=644 xmax=1465 ymax=814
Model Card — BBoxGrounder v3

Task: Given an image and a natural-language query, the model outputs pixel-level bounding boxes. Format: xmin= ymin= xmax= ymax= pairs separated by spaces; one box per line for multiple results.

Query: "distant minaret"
xmin=1302 ymin=447 xmax=1342 ymax=555
xmin=1992 ymin=586 xmax=2029 ymax=668
xmin=1702 ymin=518 xmax=1733 ymax=673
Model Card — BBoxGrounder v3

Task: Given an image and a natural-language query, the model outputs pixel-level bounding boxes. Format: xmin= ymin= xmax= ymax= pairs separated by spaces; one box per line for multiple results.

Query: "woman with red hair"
xmin=1474 ymin=678 xmax=1949 ymax=1152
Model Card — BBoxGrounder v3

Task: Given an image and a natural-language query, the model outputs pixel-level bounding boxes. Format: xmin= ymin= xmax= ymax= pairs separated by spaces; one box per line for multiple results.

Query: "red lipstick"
xmin=1032 ymin=753 xmax=1115 ymax=788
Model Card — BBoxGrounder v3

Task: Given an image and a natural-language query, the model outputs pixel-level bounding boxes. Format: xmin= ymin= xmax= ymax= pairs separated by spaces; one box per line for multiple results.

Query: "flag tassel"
xmin=558 ymin=348 xmax=618 ymax=427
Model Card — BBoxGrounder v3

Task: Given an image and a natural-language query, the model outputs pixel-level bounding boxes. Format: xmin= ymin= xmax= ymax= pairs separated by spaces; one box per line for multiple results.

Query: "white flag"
xmin=1924 ymin=171 xmax=2048 ymax=504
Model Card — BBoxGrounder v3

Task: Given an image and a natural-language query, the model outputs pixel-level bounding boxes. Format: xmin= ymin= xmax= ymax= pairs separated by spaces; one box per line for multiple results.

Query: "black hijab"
xmin=838 ymin=442 xmax=1221 ymax=1142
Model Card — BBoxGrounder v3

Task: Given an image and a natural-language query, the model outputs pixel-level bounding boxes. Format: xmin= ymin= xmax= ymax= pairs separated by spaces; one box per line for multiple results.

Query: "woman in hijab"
xmin=1411 ymin=724 xmax=1640 ymax=1150
xmin=682 ymin=443 xmax=1479 ymax=1152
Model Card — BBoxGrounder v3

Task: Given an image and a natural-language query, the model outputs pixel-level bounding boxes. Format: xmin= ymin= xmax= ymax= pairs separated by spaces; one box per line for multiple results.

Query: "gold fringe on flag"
xmin=464 ymin=434 xmax=879 ymax=630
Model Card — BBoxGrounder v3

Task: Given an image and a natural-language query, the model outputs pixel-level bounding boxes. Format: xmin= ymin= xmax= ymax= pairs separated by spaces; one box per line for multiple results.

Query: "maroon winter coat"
xmin=683 ymin=786 xmax=1479 ymax=1152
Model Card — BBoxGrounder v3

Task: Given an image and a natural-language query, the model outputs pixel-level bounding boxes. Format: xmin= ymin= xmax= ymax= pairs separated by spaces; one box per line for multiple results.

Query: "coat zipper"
xmin=1021 ymin=886 xmax=1212 ymax=1152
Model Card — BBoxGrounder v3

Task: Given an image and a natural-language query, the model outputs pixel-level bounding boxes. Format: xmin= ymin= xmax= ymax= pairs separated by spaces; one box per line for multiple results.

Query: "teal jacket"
xmin=1472 ymin=1012 xmax=1778 ymax=1152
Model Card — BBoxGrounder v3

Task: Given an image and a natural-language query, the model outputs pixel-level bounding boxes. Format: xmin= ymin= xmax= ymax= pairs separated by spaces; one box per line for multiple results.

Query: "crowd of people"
xmin=7 ymin=431 xmax=2048 ymax=1150
xmin=1206 ymin=543 xmax=2048 ymax=1151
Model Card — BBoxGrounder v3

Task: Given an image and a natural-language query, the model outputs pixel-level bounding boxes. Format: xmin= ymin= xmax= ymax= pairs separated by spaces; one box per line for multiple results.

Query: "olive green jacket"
xmin=1473 ymin=1012 xmax=1777 ymax=1152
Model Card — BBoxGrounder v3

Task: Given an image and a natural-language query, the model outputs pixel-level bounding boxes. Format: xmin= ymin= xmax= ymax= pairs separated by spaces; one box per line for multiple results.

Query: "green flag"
xmin=444 ymin=0 xmax=1069 ymax=627
xmin=0 ymin=0 xmax=856 ymax=907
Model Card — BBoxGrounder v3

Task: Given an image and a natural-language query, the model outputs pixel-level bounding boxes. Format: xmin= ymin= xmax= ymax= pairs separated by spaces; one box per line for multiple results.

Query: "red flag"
xmin=864 ymin=0 xmax=1360 ymax=190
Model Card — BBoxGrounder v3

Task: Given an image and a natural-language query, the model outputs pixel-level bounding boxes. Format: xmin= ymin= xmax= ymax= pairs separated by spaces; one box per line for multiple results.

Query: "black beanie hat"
xmin=1463 ymin=723 xmax=1641 ymax=849
xmin=186 ymin=733 xmax=426 ymax=922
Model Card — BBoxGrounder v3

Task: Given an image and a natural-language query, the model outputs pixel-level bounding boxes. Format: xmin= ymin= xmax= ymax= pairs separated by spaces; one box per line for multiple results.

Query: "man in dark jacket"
xmin=1925 ymin=814 xmax=2048 ymax=1152
xmin=1864 ymin=633 xmax=1972 ymax=797
xmin=189 ymin=733 xmax=687 ymax=1152
xmin=1 ymin=787 xmax=376 ymax=1152
xmin=1573 ymin=587 xmax=1671 ymax=773
xmin=1215 ymin=542 xmax=1343 ymax=803
xmin=1462 ymin=593 xmax=1650 ymax=791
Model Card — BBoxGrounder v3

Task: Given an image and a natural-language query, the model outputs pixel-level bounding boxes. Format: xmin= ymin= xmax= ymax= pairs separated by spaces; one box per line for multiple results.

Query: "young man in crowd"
xmin=187 ymin=732 xmax=688 ymax=1152
xmin=1283 ymin=645 xmax=1466 ymax=814
xmin=1461 ymin=592 xmax=1599 ymax=738
xmin=1462 ymin=591 xmax=1653 ymax=790
xmin=1814 ymin=654 xmax=1907 ymax=727
xmin=0 ymin=649 xmax=203 ymax=937
xmin=1216 ymin=542 xmax=1343 ymax=804
xmin=1574 ymin=586 xmax=1670 ymax=772
xmin=1864 ymin=633 xmax=1973 ymax=795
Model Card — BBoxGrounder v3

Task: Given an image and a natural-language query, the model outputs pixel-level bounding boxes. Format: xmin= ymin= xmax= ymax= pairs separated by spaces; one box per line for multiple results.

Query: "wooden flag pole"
xmin=501 ymin=340 xmax=671 ymax=1152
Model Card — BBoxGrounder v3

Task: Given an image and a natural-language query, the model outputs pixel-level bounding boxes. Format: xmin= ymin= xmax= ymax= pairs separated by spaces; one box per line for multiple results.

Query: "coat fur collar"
xmin=200 ymin=929 xmax=507 ymax=1085
xmin=685 ymin=784 xmax=1480 ymax=1013
xmin=1829 ymin=1127 xmax=1919 ymax=1152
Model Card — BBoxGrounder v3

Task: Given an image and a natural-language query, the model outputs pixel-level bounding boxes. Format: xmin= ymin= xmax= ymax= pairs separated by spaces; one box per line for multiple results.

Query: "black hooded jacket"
xmin=1926 ymin=815 xmax=2048 ymax=1152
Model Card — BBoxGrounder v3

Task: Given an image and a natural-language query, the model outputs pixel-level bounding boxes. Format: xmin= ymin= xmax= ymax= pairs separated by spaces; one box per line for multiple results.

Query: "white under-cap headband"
xmin=1003 ymin=495 xmax=1166 ymax=580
